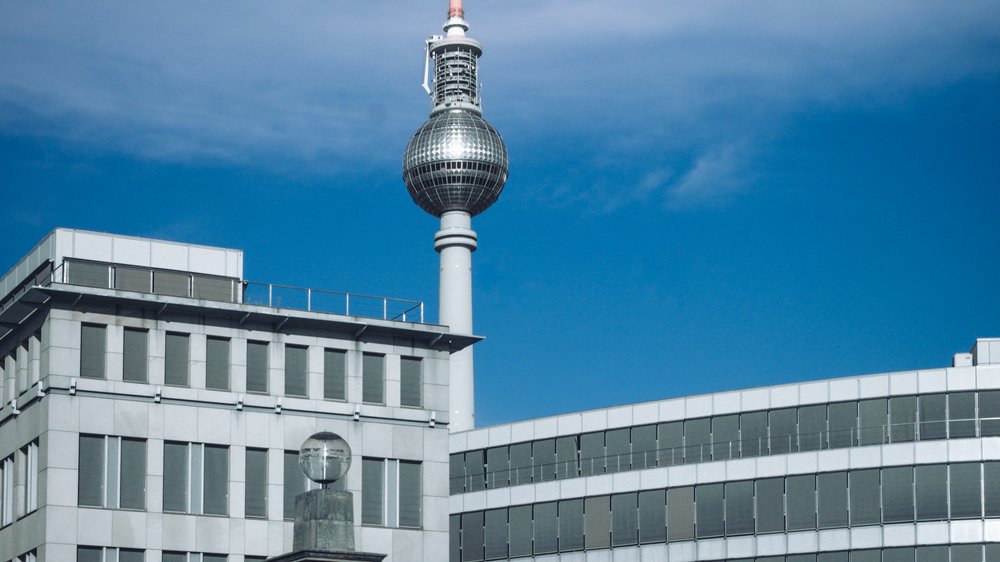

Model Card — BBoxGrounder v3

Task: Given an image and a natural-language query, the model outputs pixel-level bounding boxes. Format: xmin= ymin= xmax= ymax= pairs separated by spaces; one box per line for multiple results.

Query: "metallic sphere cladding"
xmin=403 ymin=109 xmax=508 ymax=217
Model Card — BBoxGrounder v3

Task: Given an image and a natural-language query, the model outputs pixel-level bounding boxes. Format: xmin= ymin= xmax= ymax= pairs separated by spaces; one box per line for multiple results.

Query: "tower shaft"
xmin=435 ymin=211 xmax=477 ymax=432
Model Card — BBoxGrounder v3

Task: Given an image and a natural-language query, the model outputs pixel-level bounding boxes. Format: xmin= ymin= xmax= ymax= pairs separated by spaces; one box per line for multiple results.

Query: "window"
xmin=579 ymin=432 xmax=605 ymax=476
xmin=769 ymin=408 xmax=797 ymax=454
xmin=667 ymin=486 xmax=694 ymax=541
xmin=889 ymin=396 xmax=917 ymax=442
xmin=123 ymin=328 xmax=148 ymax=382
xmin=205 ymin=337 xmax=230 ymax=391
xmin=245 ymin=448 xmax=267 ymax=519
xmin=611 ymin=492 xmax=638 ymax=546
xmin=858 ymin=399 xmax=887 ymax=445
xmin=534 ymin=502 xmax=558 ymax=554
xmin=284 ymin=344 xmax=307 ymax=397
xmin=461 ymin=511 xmax=484 ymax=562
xmin=555 ymin=436 xmax=578 ymax=480
xmin=630 ymin=425 xmax=656 ymax=470
xmin=986 ymin=462 xmax=1000 ymax=517
xmin=164 ymin=332 xmax=190 ymax=386
xmin=508 ymin=505 xmax=532 ymax=558
xmin=786 ymin=474 xmax=816 ymax=530
xmin=756 ymin=477 xmax=784 ymax=533
xmin=68 ymin=259 xmax=110 ymax=288
xmin=163 ymin=442 xmax=228 ymax=515
xmin=246 ymin=341 xmax=269 ymax=393
xmin=531 ymin=439 xmax=555 ymax=482
xmin=16 ymin=551 xmax=38 ymax=562
xmin=78 ymin=547 xmax=144 ymax=562
xmin=153 ymin=270 xmax=189 ymax=297
xmin=712 ymin=414 xmax=739 ymax=460
xmin=450 ymin=453 xmax=467 ymax=494
xmin=584 ymin=495 xmax=611 ymax=549
xmin=18 ymin=440 xmax=38 ymax=515
xmin=740 ymin=411 xmax=768 ymax=457
xmin=400 ymin=356 xmax=422 ymax=407
xmin=361 ymin=458 xmax=421 ymax=528
xmin=80 ymin=323 xmax=106 ymax=378
xmin=982 ymin=391 xmax=1000 ymax=437
xmin=725 ymin=480 xmax=754 ymax=535
xmin=115 ymin=264 xmax=151 ymax=293
xmin=1 ymin=455 xmax=13 ymax=526
xmin=817 ymin=471 xmax=848 ymax=528
xmin=657 ymin=421 xmax=683 ymax=465
xmin=798 ymin=404 xmax=827 ymax=451
xmin=605 ymin=428 xmax=630 ymax=473
xmin=362 ymin=353 xmax=384 ymax=404
xmin=918 ymin=394 xmax=946 ymax=440
xmin=484 ymin=508 xmax=509 ymax=560
xmin=828 ymin=401 xmax=858 ymax=448
xmin=950 ymin=463 xmax=982 ymax=518
xmin=79 ymin=435 xmax=145 ymax=509
xmin=509 ymin=443 xmax=531 ymax=486
xmin=881 ymin=466 xmax=914 ymax=523
xmin=323 ymin=349 xmax=347 ymax=400
xmin=684 ymin=418 xmax=711 ymax=462
xmin=559 ymin=498 xmax=585 ymax=551
xmin=465 ymin=449 xmax=485 ymax=492
xmin=162 ymin=554 xmax=226 ymax=562
xmin=695 ymin=483 xmax=724 ymax=538
xmin=949 ymin=392 xmax=976 ymax=438
xmin=284 ymin=449 xmax=311 ymax=520
xmin=486 ymin=447 xmax=509 ymax=489
xmin=849 ymin=469 xmax=880 ymax=525
xmin=915 ymin=464 xmax=948 ymax=520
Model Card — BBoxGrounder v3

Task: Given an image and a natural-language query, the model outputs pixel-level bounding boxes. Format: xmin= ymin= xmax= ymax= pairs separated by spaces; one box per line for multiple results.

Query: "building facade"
xmin=0 ymin=228 xmax=469 ymax=562
xmin=448 ymin=343 xmax=1000 ymax=562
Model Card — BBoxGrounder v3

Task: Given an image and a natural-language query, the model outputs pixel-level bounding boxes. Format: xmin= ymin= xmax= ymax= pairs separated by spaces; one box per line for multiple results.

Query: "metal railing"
xmin=35 ymin=259 xmax=425 ymax=324
xmin=453 ymin=417 xmax=1000 ymax=491
xmin=242 ymin=282 xmax=424 ymax=323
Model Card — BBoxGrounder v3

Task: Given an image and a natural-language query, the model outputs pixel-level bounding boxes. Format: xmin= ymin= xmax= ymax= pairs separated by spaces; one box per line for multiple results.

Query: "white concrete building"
xmin=448 ymin=342 xmax=1000 ymax=562
xmin=0 ymin=228 xmax=472 ymax=562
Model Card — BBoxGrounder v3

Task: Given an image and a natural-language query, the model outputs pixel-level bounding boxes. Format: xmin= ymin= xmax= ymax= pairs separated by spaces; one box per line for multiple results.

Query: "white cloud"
xmin=1 ymin=0 xmax=997 ymax=199
xmin=666 ymin=144 xmax=748 ymax=209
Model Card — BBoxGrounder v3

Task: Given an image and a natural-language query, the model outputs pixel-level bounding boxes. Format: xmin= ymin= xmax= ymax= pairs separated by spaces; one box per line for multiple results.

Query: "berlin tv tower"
xmin=402 ymin=0 xmax=508 ymax=433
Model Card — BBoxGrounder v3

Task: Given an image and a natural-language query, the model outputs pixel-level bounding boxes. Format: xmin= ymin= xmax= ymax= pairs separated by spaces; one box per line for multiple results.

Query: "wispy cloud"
xmin=666 ymin=144 xmax=749 ymax=209
xmin=1 ymin=0 xmax=997 ymax=205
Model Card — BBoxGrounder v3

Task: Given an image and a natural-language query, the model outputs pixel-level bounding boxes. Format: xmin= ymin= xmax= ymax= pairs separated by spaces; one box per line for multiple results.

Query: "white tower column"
xmin=435 ymin=210 xmax=477 ymax=432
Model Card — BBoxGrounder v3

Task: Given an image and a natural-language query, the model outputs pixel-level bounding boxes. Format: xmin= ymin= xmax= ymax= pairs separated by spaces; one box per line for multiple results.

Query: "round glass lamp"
xmin=298 ymin=432 xmax=352 ymax=486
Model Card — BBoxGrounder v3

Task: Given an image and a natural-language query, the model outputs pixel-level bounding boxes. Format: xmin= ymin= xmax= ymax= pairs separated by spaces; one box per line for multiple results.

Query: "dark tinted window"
xmin=667 ymin=486 xmax=694 ymax=541
xmin=786 ymin=474 xmax=816 ymax=530
xmin=483 ymin=509 xmax=507 ymax=560
xmin=890 ymin=396 xmax=917 ymax=442
xmin=555 ymin=436 xmax=578 ymax=479
xmin=508 ymin=505 xmax=532 ymax=558
xmin=584 ymin=495 xmax=611 ymax=550
xmin=712 ymin=414 xmax=739 ymax=460
xmin=817 ymin=471 xmax=848 ymax=528
xmin=756 ymin=478 xmax=784 ymax=533
xmin=949 ymin=392 xmax=976 ymax=438
xmin=849 ymin=469 xmax=880 ymax=525
xmin=657 ymin=421 xmax=683 ymax=465
xmin=486 ymin=447 xmax=509 ymax=489
xmin=684 ymin=418 xmax=711 ymax=463
xmin=915 ymin=464 xmax=948 ymax=520
xmin=605 ymin=428 xmax=630 ymax=473
xmin=533 ymin=502 xmax=558 ymax=554
xmin=769 ymin=408 xmax=797 ymax=454
xmin=918 ymin=394 xmax=946 ymax=440
xmin=638 ymin=489 xmax=666 ymax=543
xmin=725 ymin=480 xmax=754 ymax=535
xmin=580 ymin=432 xmax=605 ymax=476
xmin=881 ymin=466 xmax=914 ymax=523
xmin=828 ymin=401 xmax=858 ymax=448
xmin=461 ymin=511 xmax=484 ymax=562
xmin=798 ymin=404 xmax=827 ymax=451
xmin=695 ymin=483 xmax=724 ymax=538
xmin=558 ymin=499 xmax=584 ymax=552
xmin=740 ymin=411 xmax=768 ymax=457
xmin=950 ymin=463 xmax=982 ymax=518
xmin=531 ymin=439 xmax=556 ymax=483
xmin=611 ymin=492 xmax=638 ymax=546
xmin=858 ymin=398 xmax=887 ymax=445
xmin=631 ymin=425 xmax=657 ymax=470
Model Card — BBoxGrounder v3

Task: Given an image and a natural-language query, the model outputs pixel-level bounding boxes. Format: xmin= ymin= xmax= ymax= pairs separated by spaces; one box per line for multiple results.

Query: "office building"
xmin=0 ymin=228 xmax=465 ymax=561
xmin=447 ymin=342 xmax=1000 ymax=561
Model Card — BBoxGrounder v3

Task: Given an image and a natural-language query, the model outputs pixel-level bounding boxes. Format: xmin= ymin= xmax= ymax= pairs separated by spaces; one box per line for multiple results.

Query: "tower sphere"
xmin=402 ymin=109 xmax=509 ymax=217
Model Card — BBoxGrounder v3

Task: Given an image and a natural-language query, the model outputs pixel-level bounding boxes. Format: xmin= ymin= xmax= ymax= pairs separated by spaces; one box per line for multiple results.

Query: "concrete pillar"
xmin=435 ymin=211 xmax=477 ymax=432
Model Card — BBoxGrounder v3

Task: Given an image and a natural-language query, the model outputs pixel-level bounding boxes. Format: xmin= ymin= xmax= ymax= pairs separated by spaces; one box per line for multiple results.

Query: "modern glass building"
xmin=448 ymin=342 xmax=1000 ymax=561
xmin=0 ymin=228 xmax=469 ymax=562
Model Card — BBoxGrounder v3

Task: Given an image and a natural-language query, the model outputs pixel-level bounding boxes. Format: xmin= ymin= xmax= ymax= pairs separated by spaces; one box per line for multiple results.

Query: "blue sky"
xmin=1 ymin=1 xmax=998 ymax=426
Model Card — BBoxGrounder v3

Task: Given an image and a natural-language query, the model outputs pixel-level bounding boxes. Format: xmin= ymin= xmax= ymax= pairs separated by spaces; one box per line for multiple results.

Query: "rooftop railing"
xmin=453 ymin=416 xmax=1000 ymax=491
xmin=36 ymin=259 xmax=425 ymax=324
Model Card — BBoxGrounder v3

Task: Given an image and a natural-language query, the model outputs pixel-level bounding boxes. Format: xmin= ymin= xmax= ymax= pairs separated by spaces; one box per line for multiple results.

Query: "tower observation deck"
xmin=402 ymin=0 xmax=508 ymax=432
